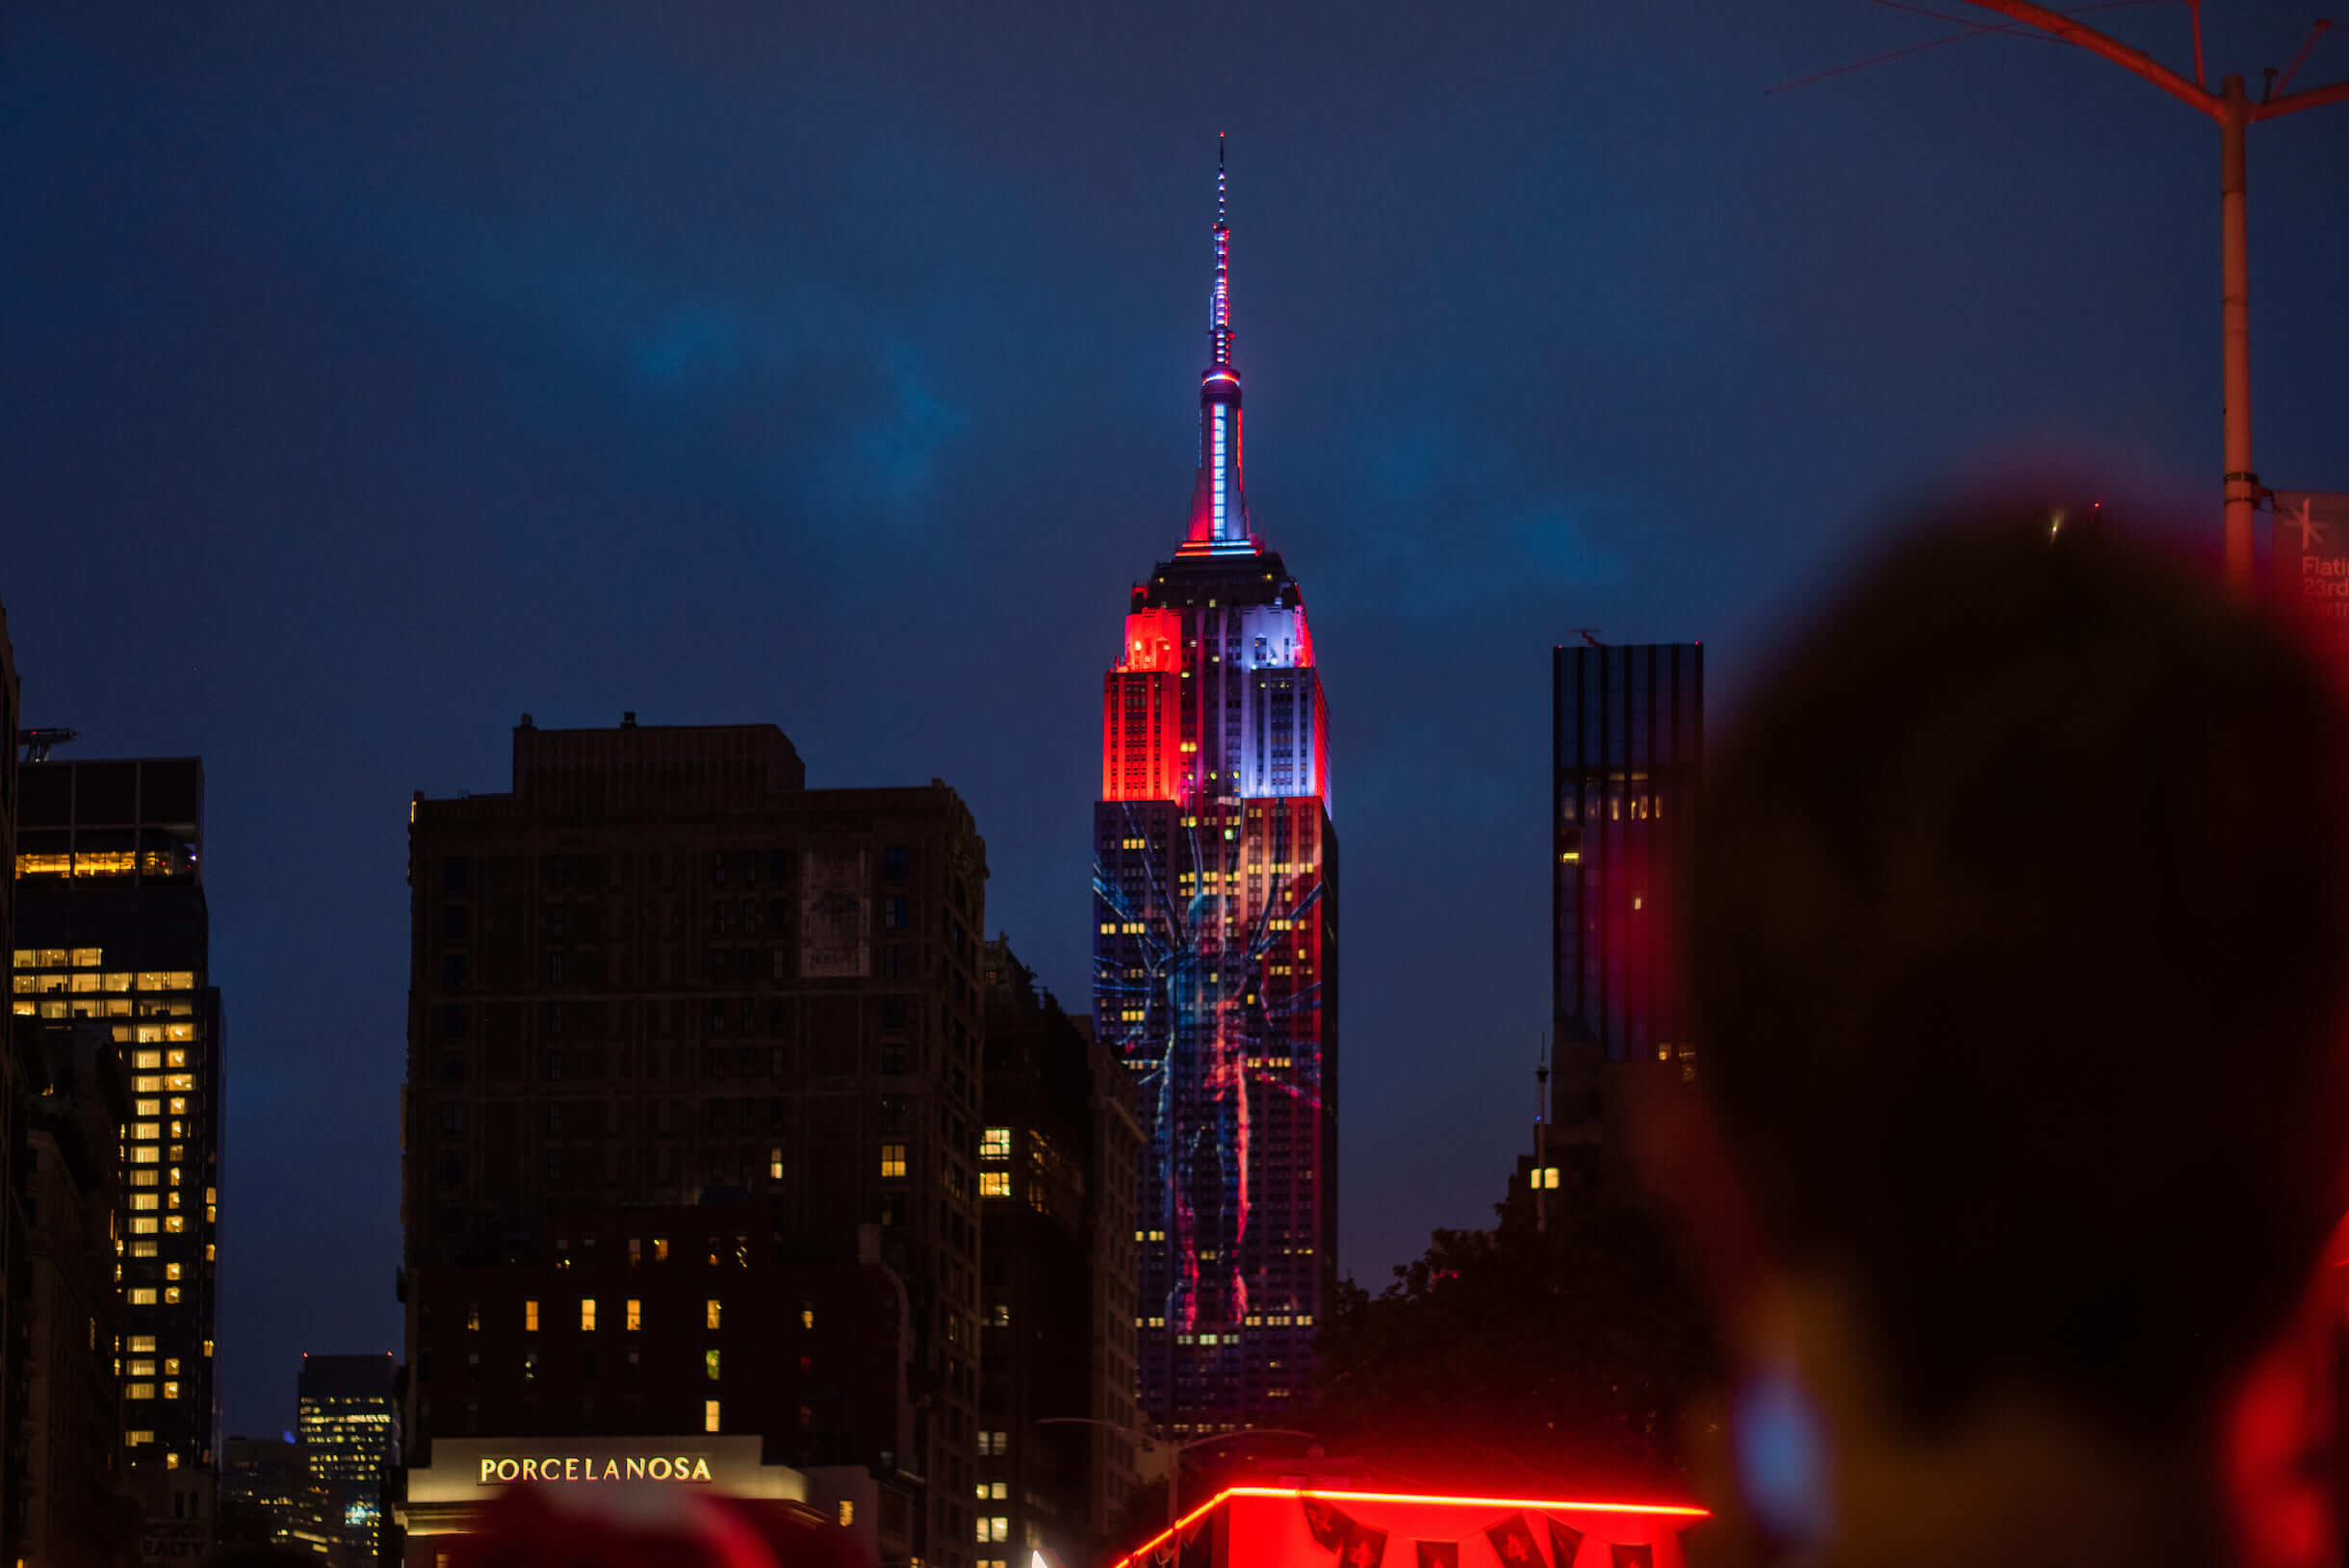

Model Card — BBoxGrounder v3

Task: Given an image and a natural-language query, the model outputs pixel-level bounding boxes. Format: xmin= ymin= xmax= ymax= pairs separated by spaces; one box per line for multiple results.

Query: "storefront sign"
xmin=478 ymin=1452 xmax=715 ymax=1484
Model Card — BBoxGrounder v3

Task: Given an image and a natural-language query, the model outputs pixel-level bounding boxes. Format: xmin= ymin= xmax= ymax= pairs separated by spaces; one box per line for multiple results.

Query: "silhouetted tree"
xmin=1311 ymin=1194 xmax=1717 ymax=1497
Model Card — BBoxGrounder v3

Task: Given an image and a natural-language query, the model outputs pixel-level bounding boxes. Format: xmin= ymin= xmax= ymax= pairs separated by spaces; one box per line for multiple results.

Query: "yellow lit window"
xmin=130 ymin=1219 xmax=159 ymax=1235
xmin=126 ymin=1383 xmax=156 ymax=1400
xmin=1534 ymin=1167 xmax=1561 ymax=1190
xmin=769 ymin=1147 xmax=784 ymax=1180
xmin=580 ymin=1298 xmax=596 ymax=1331
xmin=163 ymin=1381 xmax=180 ymax=1400
xmin=127 ymin=1359 xmax=157 ymax=1376
xmin=524 ymin=1300 xmax=539 ymax=1332
xmin=626 ymin=1299 xmax=641 ymax=1331
xmin=705 ymin=1349 xmax=721 ymax=1381
xmin=164 ymin=1287 xmax=181 ymax=1303
xmin=128 ymin=1336 xmax=156 ymax=1352
xmin=130 ymin=1195 xmax=159 ymax=1212
xmin=980 ymin=1172 xmax=1011 ymax=1198
xmin=704 ymin=1400 xmax=721 ymax=1433
xmin=134 ymin=1052 xmax=161 ymax=1071
xmin=980 ymin=1128 xmax=1010 ymax=1160
xmin=800 ymin=1307 xmax=814 ymax=1330
xmin=879 ymin=1144 xmax=906 ymax=1180
xmin=706 ymin=1298 xmax=722 ymax=1330
xmin=653 ymin=1237 xmax=669 ymax=1261
xmin=71 ymin=947 xmax=102 ymax=967
xmin=134 ymin=1099 xmax=160 ymax=1117
xmin=128 ymin=1289 xmax=157 ymax=1305
xmin=168 ymin=1216 xmax=187 ymax=1233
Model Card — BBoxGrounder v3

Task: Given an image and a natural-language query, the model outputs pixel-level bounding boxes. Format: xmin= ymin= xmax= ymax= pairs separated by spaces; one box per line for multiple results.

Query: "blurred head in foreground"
xmin=445 ymin=1485 xmax=875 ymax=1568
xmin=1667 ymin=503 xmax=2349 ymax=1568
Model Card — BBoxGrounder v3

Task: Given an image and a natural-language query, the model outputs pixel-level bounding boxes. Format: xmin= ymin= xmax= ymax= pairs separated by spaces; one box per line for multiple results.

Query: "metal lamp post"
xmin=1947 ymin=0 xmax=2347 ymax=594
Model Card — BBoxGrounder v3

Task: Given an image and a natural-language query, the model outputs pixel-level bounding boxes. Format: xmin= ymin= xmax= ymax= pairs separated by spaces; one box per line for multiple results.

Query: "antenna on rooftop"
xmin=17 ymin=728 xmax=78 ymax=763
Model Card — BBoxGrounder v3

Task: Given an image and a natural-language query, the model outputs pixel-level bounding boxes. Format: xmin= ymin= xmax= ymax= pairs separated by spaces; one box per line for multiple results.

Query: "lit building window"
xmin=980 ymin=1128 xmax=1010 ymax=1160
xmin=704 ymin=1400 xmax=721 ymax=1433
xmin=980 ymin=1172 xmax=1011 ymax=1198
xmin=626 ymin=1298 xmax=642 ymax=1331
xmin=524 ymin=1300 xmax=539 ymax=1332
xmin=769 ymin=1146 xmax=784 ymax=1180
xmin=581 ymin=1298 xmax=597 ymax=1331
xmin=879 ymin=1144 xmax=906 ymax=1179
xmin=705 ymin=1350 xmax=721 ymax=1382
xmin=706 ymin=1298 xmax=722 ymax=1330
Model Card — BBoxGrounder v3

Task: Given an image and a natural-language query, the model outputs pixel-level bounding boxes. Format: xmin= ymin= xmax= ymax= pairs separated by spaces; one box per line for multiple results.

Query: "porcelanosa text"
xmin=478 ymin=1455 xmax=716 ymax=1484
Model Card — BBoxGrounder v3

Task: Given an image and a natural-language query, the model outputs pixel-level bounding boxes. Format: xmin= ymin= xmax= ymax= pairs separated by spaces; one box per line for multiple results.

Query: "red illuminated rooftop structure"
xmin=1112 ymin=1487 xmax=1708 ymax=1568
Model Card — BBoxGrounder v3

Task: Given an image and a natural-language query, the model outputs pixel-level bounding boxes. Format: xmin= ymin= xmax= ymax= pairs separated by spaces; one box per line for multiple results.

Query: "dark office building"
xmin=18 ymin=1019 xmax=134 ymax=1568
xmin=0 ymin=612 xmax=24 ymax=1568
xmin=400 ymin=717 xmax=988 ymax=1568
xmin=977 ymin=942 xmax=1140 ymax=1562
xmin=298 ymin=1354 xmax=398 ymax=1567
xmin=219 ymin=1435 xmax=337 ymax=1560
xmin=11 ymin=756 xmax=224 ymax=1545
xmin=1541 ymin=644 xmax=1702 ymax=1197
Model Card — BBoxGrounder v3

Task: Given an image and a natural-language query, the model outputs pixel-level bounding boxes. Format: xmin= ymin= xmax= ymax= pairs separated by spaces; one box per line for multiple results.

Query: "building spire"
xmin=1211 ymin=133 xmax=1231 ymax=369
xmin=1183 ymin=134 xmax=1254 ymax=555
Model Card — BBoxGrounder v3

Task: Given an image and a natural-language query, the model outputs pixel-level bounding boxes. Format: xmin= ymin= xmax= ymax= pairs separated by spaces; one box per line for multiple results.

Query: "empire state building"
xmin=1093 ymin=141 xmax=1338 ymax=1434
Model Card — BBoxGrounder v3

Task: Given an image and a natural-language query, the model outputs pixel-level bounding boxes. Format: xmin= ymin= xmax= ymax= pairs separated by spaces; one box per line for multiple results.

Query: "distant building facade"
xmin=19 ymin=1019 xmax=134 ymax=1568
xmin=219 ymin=1435 xmax=337 ymax=1560
xmin=0 ymin=610 xmax=24 ymax=1568
xmin=298 ymin=1354 xmax=399 ymax=1566
xmin=977 ymin=941 xmax=1140 ymax=1561
xmin=12 ymin=756 xmax=224 ymax=1554
xmin=400 ymin=717 xmax=990 ymax=1568
xmin=1539 ymin=643 xmax=1703 ymax=1200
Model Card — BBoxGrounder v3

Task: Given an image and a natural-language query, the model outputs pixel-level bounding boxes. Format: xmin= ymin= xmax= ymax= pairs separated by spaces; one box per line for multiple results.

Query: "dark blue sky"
xmin=7 ymin=0 xmax=2344 ymax=1441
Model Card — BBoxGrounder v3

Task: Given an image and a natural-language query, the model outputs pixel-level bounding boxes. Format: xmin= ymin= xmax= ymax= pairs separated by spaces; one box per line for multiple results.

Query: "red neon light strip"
xmin=1111 ymin=1486 xmax=1710 ymax=1568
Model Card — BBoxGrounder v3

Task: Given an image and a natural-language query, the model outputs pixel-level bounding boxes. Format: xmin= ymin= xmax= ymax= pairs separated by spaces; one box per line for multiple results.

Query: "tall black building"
xmin=1535 ymin=644 xmax=1703 ymax=1206
xmin=1552 ymin=643 xmax=1704 ymax=1067
xmin=977 ymin=941 xmax=1140 ymax=1562
xmin=12 ymin=757 xmax=224 ymax=1538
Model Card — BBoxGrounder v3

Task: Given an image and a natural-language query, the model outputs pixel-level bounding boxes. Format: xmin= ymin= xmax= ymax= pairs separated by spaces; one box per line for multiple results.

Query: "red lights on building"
xmin=1111 ymin=1488 xmax=1708 ymax=1568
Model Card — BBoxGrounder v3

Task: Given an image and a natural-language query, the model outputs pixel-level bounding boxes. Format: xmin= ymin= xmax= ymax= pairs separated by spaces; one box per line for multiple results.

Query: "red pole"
xmin=2220 ymin=75 xmax=2257 ymax=596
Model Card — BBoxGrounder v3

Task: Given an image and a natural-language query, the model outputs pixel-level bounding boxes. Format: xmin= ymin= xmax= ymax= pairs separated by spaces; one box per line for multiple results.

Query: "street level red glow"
xmin=1110 ymin=1487 xmax=1711 ymax=1568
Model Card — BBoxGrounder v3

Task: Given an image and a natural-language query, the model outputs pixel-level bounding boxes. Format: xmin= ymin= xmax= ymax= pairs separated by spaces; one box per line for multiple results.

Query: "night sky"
xmin=7 ymin=1 xmax=2344 ymax=1441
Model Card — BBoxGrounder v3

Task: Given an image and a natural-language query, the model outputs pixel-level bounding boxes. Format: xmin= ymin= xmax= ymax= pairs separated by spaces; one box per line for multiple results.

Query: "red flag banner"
xmin=1544 ymin=1518 xmax=1586 ymax=1568
xmin=1484 ymin=1515 xmax=1543 ymax=1568
xmin=1302 ymin=1500 xmax=1353 ymax=1554
xmin=1417 ymin=1543 xmax=1460 ymax=1568
xmin=1609 ymin=1546 xmax=1654 ymax=1568
xmin=1181 ymin=1512 xmax=1215 ymax=1568
xmin=2275 ymin=491 xmax=2349 ymax=646
xmin=1341 ymin=1521 xmax=1390 ymax=1568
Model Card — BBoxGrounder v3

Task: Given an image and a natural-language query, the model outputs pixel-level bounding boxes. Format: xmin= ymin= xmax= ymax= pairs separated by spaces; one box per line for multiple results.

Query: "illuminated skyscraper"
xmin=1094 ymin=143 xmax=1338 ymax=1434
xmin=12 ymin=757 xmax=222 ymax=1540
xmin=297 ymin=1353 xmax=398 ymax=1568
